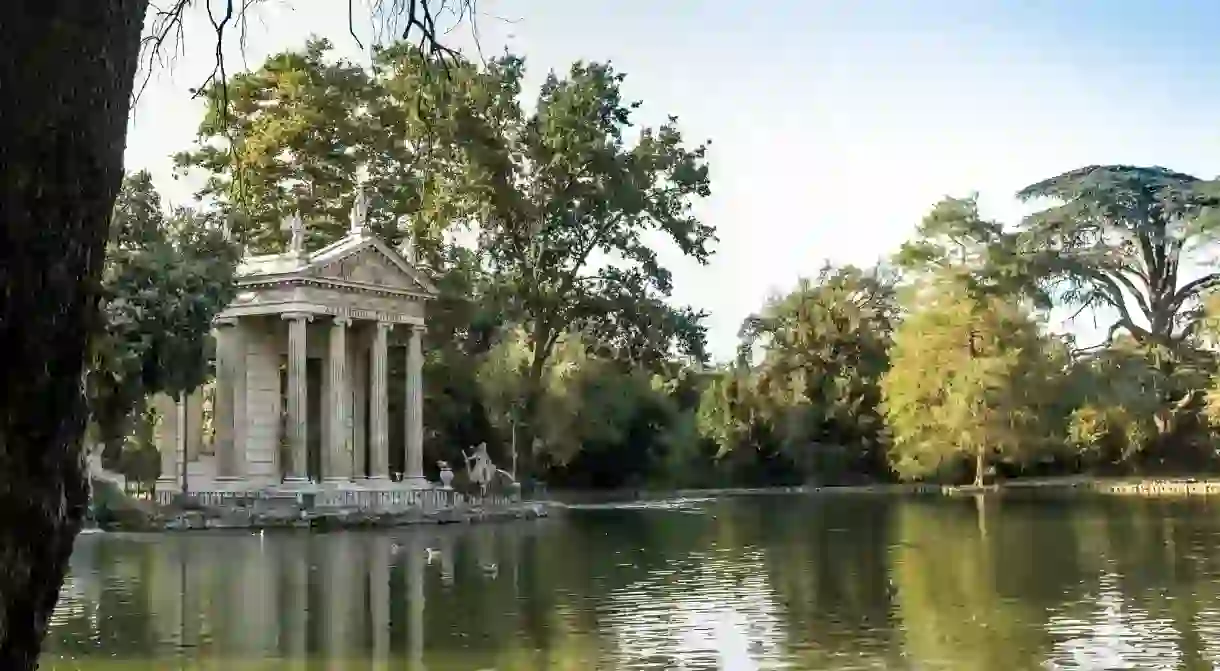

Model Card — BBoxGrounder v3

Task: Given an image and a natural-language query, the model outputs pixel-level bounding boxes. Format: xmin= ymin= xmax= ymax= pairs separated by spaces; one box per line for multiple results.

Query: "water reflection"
xmin=41 ymin=495 xmax=1220 ymax=670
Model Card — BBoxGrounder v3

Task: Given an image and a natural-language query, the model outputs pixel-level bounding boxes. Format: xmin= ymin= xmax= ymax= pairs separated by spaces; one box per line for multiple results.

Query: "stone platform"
xmin=153 ymin=482 xmax=501 ymax=513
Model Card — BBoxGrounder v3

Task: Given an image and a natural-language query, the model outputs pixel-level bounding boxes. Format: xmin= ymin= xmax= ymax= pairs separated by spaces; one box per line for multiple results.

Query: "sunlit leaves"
xmin=881 ymin=283 xmax=1058 ymax=482
xmin=698 ymin=264 xmax=898 ymax=481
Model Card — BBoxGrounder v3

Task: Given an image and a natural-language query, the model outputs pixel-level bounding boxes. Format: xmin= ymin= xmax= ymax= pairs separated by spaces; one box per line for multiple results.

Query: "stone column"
xmin=185 ymin=391 xmax=204 ymax=464
xmin=326 ymin=316 xmax=352 ymax=482
xmin=213 ymin=317 xmax=239 ymax=481
xmin=177 ymin=396 xmax=189 ymax=492
xmin=351 ymin=336 xmax=368 ymax=478
xmin=282 ymin=312 xmax=312 ymax=484
xmin=404 ymin=324 xmax=426 ymax=486
xmin=154 ymin=394 xmax=180 ymax=495
xmin=231 ymin=324 xmax=248 ymax=480
xmin=369 ymin=322 xmax=392 ymax=483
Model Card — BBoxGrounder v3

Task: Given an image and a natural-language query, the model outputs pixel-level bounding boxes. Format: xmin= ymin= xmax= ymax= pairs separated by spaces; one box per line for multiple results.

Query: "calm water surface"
xmin=40 ymin=494 xmax=1220 ymax=670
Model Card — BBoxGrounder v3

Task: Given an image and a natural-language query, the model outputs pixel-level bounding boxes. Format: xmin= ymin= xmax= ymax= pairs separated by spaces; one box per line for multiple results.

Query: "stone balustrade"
xmin=154 ymin=485 xmax=520 ymax=512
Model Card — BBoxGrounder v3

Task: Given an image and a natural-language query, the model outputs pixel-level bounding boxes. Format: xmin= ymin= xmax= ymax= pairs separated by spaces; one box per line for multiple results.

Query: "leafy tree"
xmin=697 ymin=368 xmax=762 ymax=459
xmin=477 ymin=328 xmax=706 ymax=488
xmin=88 ymin=172 xmax=240 ymax=465
xmin=1016 ymin=165 xmax=1220 ymax=350
xmin=422 ymin=245 xmax=503 ymax=471
xmin=1015 ymin=166 xmax=1220 ymax=451
xmin=718 ymin=264 xmax=899 ymax=481
xmin=882 ymin=282 xmax=1058 ymax=484
xmin=887 ymin=197 xmax=1056 ymax=485
xmin=895 ymin=195 xmax=1047 ymax=307
xmin=175 ymin=38 xmax=377 ymax=252
xmin=176 ymin=38 xmax=507 ymax=257
xmin=461 ymin=58 xmax=714 ymax=476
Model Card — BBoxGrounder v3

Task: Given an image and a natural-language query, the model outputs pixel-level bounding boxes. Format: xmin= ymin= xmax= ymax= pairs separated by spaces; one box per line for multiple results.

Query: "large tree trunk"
xmin=1 ymin=1 xmax=147 ymax=667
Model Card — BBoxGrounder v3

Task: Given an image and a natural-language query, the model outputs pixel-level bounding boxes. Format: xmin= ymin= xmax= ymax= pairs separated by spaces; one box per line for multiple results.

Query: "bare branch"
xmin=349 ymin=0 xmax=364 ymax=49
xmin=137 ymin=0 xmax=489 ymax=114
xmin=135 ymin=1 xmax=191 ymax=105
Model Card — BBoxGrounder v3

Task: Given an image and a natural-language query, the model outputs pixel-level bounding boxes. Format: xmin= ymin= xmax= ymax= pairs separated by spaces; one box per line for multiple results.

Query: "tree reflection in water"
xmin=40 ymin=496 xmax=1220 ymax=670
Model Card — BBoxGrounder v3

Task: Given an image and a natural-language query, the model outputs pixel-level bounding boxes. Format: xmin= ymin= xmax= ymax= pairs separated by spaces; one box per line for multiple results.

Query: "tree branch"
xmin=1171 ymin=272 xmax=1220 ymax=313
xmin=137 ymin=0 xmax=484 ymax=114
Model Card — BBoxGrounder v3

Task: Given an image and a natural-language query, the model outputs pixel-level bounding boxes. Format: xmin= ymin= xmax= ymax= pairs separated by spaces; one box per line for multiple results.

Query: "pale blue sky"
xmin=125 ymin=0 xmax=1220 ymax=361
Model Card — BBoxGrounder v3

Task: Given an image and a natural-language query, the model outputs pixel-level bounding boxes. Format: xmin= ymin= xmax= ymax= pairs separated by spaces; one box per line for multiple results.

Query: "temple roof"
xmin=236 ymin=229 xmax=438 ymax=299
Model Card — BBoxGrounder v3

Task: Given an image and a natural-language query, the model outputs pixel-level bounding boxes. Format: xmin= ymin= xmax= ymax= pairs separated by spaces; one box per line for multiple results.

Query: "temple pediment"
xmin=236 ymin=233 xmax=438 ymax=298
xmin=307 ymin=239 xmax=437 ymax=296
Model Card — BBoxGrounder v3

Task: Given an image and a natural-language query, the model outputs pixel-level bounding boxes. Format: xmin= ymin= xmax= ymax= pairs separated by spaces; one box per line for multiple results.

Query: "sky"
xmin=125 ymin=0 xmax=1220 ymax=362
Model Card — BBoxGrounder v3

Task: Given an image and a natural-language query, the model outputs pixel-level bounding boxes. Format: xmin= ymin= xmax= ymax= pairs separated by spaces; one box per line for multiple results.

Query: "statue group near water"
xmin=462 ymin=443 xmax=497 ymax=496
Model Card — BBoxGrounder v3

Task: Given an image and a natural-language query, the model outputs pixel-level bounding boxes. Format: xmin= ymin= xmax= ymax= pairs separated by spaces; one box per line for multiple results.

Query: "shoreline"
xmin=98 ymin=476 xmax=1220 ymax=532
xmin=544 ymin=476 xmax=1220 ymax=505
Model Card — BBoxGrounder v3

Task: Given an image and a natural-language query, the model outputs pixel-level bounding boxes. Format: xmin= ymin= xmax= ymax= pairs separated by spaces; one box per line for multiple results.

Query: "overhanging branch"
xmin=1171 ymin=272 xmax=1220 ymax=313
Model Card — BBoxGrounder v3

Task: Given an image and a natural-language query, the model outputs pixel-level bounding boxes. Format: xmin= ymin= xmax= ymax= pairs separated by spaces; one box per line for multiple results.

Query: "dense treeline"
xmin=102 ymin=38 xmax=1220 ymax=489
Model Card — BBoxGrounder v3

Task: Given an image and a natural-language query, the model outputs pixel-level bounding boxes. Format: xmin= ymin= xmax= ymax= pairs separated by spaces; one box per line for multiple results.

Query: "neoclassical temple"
xmin=155 ymin=193 xmax=439 ymax=495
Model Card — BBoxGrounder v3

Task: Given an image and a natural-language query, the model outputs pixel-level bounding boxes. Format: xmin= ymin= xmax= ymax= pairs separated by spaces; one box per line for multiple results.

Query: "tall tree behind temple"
xmin=466 ymin=60 xmax=714 ymax=477
xmin=175 ymin=39 xmax=510 ymax=258
xmin=175 ymin=38 xmax=376 ymax=252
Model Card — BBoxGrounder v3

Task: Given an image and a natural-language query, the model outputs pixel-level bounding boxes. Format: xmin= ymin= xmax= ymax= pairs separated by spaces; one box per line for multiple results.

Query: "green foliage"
xmin=174 ymin=38 xmax=488 ymax=255
xmin=882 ymin=283 xmax=1058 ymax=483
xmin=157 ymin=37 xmax=1220 ymax=488
xmin=456 ymin=57 xmax=713 ymax=475
xmin=696 ymin=264 xmax=898 ymax=483
xmin=176 ymin=38 xmax=376 ymax=252
xmin=896 ymin=195 xmax=1049 ymax=310
xmin=88 ymin=171 xmax=240 ymax=459
xmin=176 ymin=41 xmax=714 ymax=481
xmin=1016 ymin=165 xmax=1220 ymax=348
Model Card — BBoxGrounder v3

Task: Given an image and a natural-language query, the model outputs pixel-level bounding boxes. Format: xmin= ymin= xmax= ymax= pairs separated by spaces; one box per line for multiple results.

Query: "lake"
xmin=40 ymin=493 xmax=1220 ymax=670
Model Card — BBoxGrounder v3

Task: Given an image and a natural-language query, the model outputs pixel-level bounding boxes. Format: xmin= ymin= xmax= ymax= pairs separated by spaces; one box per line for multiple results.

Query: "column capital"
xmin=281 ymin=312 xmax=315 ymax=323
xmin=409 ymin=323 xmax=427 ymax=335
xmin=332 ymin=315 xmax=352 ymax=327
xmin=213 ymin=316 xmax=239 ymax=328
xmin=375 ymin=321 xmax=396 ymax=333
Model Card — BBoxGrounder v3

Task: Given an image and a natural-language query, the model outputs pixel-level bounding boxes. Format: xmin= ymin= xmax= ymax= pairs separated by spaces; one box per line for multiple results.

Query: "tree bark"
xmin=974 ymin=445 xmax=985 ymax=488
xmin=1 ymin=1 xmax=147 ymax=667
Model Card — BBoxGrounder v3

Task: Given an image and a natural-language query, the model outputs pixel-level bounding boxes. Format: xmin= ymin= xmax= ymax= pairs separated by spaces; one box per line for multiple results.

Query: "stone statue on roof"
xmin=282 ymin=211 xmax=305 ymax=254
xmin=349 ymin=187 xmax=369 ymax=235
